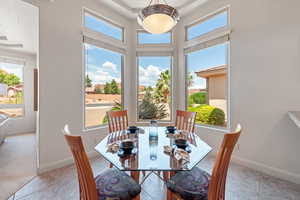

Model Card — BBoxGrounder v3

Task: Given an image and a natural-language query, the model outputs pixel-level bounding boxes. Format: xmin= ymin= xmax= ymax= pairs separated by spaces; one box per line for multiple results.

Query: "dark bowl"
xmin=128 ymin=126 xmax=138 ymax=133
xmin=166 ymin=126 xmax=176 ymax=133
xmin=120 ymin=141 xmax=134 ymax=153
xmin=174 ymin=139 xmax=188 ymax=149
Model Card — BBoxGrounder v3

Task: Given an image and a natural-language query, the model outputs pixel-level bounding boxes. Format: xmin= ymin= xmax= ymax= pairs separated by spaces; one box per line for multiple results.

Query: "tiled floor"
xmin=0 ymin=134 xmax=36 ymax=200
xmin=7 ymin=156 xmax=300 ymax=200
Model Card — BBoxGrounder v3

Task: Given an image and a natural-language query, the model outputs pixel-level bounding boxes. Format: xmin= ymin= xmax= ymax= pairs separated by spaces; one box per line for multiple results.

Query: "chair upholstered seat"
xmin=95 ymin=168 xmax=141 ymax=200
xmin=166 ymin=167 xmax=211 ymax=200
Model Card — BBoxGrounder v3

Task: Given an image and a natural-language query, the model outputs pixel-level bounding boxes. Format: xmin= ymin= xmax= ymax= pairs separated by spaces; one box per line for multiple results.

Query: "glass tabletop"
xmin=94 ymin=126 xmax=212 ymax=171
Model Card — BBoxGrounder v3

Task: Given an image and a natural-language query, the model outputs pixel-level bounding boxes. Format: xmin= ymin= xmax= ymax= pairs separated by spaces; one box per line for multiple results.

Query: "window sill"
xmin=195 ymin=124 xmax=230 ymax=133
xmin=83 ymin=125 xmax=108 ymax=133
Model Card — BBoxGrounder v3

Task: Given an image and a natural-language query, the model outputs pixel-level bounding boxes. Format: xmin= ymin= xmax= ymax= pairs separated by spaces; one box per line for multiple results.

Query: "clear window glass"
xmin=84 ymin=43 xmax=123 ymax=128
xmin=84 ymin=12 xmax=123 ymax=41
xmin=138 ymin=56 xmax=172 ymax=121
xmin=0 ymin=61 xmax=24 ymax=117
xmin=138 ymin=32 xmax=171 ymax=44
xmin=187 ymin=11 xmax=228 ymax=40
xmin=186 ymin=43 xmax=228 ymax=127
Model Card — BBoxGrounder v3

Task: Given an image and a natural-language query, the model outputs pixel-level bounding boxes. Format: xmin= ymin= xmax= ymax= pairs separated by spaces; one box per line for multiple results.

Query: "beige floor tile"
xmin=0 ymin=133 xmax=36 ymax=200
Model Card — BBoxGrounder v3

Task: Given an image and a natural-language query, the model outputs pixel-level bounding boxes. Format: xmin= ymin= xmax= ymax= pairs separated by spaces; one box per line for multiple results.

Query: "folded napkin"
xmin=163 ymin=146 xmax=190 ymax=162
xmin=107 ymin=143 xmax=120 ymax=153
xmin=174 ymin=148 xmax=190 ymax=162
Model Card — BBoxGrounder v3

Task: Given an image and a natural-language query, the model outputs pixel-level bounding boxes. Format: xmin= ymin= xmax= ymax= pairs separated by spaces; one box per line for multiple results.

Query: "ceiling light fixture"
xmin=138 ymin=0 xmax=179 ymax=34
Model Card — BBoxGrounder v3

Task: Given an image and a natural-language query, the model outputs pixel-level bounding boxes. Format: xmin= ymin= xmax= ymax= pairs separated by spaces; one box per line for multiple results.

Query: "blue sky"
xmin=85 ymin=10 xmax=227 ymax=89
xmin=138 ymin=56 xmax=171 ymax=87
xmin=0 ymin=62 xmax=23 ymax=82
xmin=85 ymin=44 xmax=122 ymax=85
xmin=188 ymin=43 xmax=227 ymax=89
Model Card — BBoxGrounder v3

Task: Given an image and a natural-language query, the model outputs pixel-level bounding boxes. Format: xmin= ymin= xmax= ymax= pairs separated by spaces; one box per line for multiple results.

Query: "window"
xmin=186 ymin=10 xmax=228 ymax=40
xmin=137 ymin=56 xmax=172 ymax=121
xmin=0 ymin=60 xmax=24 ymax=117
xmin=138 ymin=31 xmax=172 ymax=44
xmin=84 ymin=43 xmax=123 ymax=128
xmin=84 ymin=11 xmax=123 ymax=41
xmin=186 ymin=43 xmax=228 ymax=127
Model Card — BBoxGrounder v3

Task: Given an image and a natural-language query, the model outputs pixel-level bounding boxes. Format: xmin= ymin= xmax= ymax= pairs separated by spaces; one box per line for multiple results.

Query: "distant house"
xmin=85 ymin=87 xmax=95 ymax=94
xmin=7 ymin=84 xmax=23 ymax=97
xmin=195 ymin=65 xmax=227 ymax=115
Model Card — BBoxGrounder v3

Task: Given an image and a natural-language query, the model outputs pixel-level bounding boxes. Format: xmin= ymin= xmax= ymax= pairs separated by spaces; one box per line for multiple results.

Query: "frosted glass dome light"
xmin=138 ymin=2 xmax=179 ymax=34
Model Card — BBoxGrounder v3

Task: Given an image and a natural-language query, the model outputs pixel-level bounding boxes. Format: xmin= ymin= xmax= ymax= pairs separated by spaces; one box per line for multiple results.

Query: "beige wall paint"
xmin=23 ymin=0 xmax=300 ymax=185
xmin=179 ymin=0 xmax=300 ymax=184
xmin=23 ymin=0 xmax=135 ymax=172
xmin=208 ymin=75 xmax=226 ymax=100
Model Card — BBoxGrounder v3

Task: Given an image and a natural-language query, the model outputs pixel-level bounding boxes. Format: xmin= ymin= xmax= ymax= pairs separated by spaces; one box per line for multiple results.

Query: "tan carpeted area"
xmin=0 ymin=133 xmax=36 ymax=200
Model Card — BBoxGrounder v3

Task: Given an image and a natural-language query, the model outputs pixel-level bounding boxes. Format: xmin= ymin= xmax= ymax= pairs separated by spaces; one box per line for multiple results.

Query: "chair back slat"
xmin=107 ymin=110 xmax=128 ymax=133
xmin=208 ymin=124 xmax=242 ymax=200
xmin=63 ymin=126 xmax=98 ymax=200
xmin=175 ymin=110 xmax=196 ymax=133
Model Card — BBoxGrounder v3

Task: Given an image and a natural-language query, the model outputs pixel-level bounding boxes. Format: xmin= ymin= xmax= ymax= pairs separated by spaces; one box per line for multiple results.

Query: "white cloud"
xmin=102 ymin=61 xmax=117 ymax=73
xmin=88 ymin=69 xmax=120 ymax=85
xmin=139 ymin=65 xmax=162 ymax=86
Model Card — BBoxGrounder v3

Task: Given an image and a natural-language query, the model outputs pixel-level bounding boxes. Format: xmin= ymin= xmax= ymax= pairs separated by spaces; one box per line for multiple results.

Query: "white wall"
xmin=23 ymin=0 xmax=135 ymax=173
xmin=178 ymin=0 xmax=300 ymax=184
xmin=0 ymin=49 xmax=36 ymax=135
xmin=23 ymin=0 xmax=300 ymax=185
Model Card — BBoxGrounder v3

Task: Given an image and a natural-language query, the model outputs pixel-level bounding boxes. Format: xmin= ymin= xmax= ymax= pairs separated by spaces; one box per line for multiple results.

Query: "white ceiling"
xmin=100 ymin=0 xmax=209 ymax=18
xmin=0 ymin=0 xmax=38 ymax=55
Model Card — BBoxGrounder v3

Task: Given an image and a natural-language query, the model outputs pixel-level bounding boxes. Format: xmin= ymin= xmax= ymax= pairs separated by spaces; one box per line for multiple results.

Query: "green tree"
xmin=102 ymin=101 xmax=122 ymax=123
xmin=139 ymin=89 xmax=168 ymax=120
xmin=104 ymin=82 xmax=111 ymax=94
xmin=85 ymin=75 xmax=92 ymax=87
xmin=187 ymin=72 xmax=194 ymax=87
xmin=154 ymin=70 xmax=170 ymax=103
xmin=0 ymin=70 xmax=8 ymax=83
xmin=3 ymin=74 xmax=20 ymax=86
xmin=110 ymin=79 xmax=120 ymax=94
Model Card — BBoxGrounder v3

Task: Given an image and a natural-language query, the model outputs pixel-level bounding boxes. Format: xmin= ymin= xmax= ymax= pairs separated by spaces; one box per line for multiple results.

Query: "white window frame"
xmin=184 ymin=6 xmax=231 ymax=131
xmin=0 ymin=57 xmax=25 ymax=118
xmin=82 ymin=9 xmax=126 ymax=131
xmin=185 ymin=7 xmax=230 ymax=42
xmin=83 ymin=8 xmax=125 ymax=43
xmin=136 ymin=30 xmax=173 ymax=46
xmin=136 ymin=53 xmax=174 ymax=123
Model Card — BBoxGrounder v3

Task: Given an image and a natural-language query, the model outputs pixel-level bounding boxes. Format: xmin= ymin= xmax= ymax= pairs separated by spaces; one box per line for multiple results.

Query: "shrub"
xmin=188 ymin=104 xmax=225 ymax=126
xmin=188 ymin=92 xmax=207 ymax=105
xmin=139 ymin=89 xmax=168 ymax=120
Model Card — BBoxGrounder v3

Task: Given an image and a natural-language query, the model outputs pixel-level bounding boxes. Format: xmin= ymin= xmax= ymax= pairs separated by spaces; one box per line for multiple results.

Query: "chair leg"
xmin=131 ymin=171 xmax=140 ymax=184
xmin=167 ymin=188 xmax=173 ymax=200
xmin=133 ymin=194 xmax=140 ymax=200
xmin=163 ymin=171 xmax=169 ymax=181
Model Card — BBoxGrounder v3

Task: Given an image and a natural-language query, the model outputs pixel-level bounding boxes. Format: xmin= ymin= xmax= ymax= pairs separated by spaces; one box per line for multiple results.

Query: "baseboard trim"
xmin=231 ymin=155 xmax=300 ymax=185
xmin=37 ymin=151 xmax=99 ymax=175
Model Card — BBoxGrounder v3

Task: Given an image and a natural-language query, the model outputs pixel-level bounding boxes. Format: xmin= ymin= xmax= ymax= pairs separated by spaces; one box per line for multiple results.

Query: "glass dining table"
xmin=94 ymin=126 xmax=212 ymax=183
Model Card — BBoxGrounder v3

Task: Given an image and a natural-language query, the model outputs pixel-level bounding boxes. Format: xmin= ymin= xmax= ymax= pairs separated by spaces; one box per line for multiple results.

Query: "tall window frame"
xmin=82 ymin=9 xmax=126 ymax=130
xmin=185 ymin=7 xmax=229 ymax=41
xmin=184 ymin=7 xmax=231 ymax=130
xmin=83 ymin=8 xmax=125 ymax=43
xmin=0 ymin=57 xmax=25 ymax=118
xmin=137 ymin=30 xmax=173 ymax=46
xmin=136 ymin=54 xmax=174 ymax=122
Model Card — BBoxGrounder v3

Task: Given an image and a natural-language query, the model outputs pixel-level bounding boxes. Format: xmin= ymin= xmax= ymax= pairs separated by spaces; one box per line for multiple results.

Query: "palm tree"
xmin=154 ymin=70 xmax=170 ymax=103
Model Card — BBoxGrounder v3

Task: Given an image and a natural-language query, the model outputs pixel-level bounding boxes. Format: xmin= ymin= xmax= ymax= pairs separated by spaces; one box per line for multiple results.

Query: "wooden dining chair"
xmin=166 ymin=124 xmax=242 ymax=200
xmin=62 ymin=125 xmax=141 ymax=200
xmin=107 ymin=110 xmax=129 ymax=133
xmin=175 ymin=110 xmax=196 ymax=133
